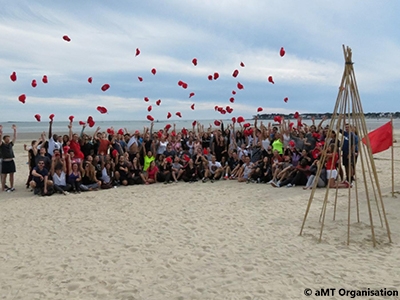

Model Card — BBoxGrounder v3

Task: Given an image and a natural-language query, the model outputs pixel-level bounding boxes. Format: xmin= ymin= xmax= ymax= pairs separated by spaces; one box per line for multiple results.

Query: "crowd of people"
xmin=0 ymin=116 xmax=359 ymax=196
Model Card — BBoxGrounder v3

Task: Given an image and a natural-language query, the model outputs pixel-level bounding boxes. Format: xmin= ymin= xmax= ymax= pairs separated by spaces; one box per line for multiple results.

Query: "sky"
xmin=1 ymin=0 xmax=400 ymax=123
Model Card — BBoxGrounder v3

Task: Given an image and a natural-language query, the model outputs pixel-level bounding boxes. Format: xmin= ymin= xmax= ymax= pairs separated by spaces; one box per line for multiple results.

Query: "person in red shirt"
xmin=143 ymin=161 xmax=158 ymax=185
xmin=68 ymin=123 xmax=84 ymax=159
xmin=325 ymin=144 xmax=349 ymax=188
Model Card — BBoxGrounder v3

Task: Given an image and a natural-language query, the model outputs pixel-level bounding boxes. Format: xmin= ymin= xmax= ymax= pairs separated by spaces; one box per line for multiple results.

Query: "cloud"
xmin=1 ymin=1 xmax=400 ymax=123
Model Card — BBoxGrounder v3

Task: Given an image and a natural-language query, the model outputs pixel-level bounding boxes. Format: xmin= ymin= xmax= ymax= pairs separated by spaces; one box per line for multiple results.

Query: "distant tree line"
xmin=253 ymin=112 xmax=400 ymax=120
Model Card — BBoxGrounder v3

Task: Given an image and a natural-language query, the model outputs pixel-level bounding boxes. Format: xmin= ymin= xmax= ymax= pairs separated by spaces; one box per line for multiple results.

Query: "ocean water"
xmin=1 ymin=118 xmax=398 ymax=135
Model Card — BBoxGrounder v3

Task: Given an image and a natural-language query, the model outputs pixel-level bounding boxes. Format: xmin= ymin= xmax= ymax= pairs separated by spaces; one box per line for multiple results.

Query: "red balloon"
xmin=165 ymin=124 xmax=172 ymax=130
xmin=151 ymin=68 xmax=156 ymax=75
xmin=167 ymin=112 xmax=172 ymax=119
xmin=138 ymin=76 xmax=143 ymax=82
xmin=213 ymin=72 xmax=219 ymax=80
xmin=232 ymin=69 xmax=239 ymax=78
xmin=176 ymin=112 xmax=182 ymax=118
xmin=274 ymin=116 xmax=282 ymax=124
xmin=87 ymin=116 xmax=95 ymax=127
xmin=62 ymin=35 xmax=71 ymax=42
xmin=10 ymin=72 xmax=17 ymax=82
xmin=229 ymin=97 xmax=235 ymax=103
xmin=156 ymin=99 xmax=161 ymax=106
xmin=135 ymin=48 xmax=140 ymax=56
xmin=31 ymin=79 xmax=37 ymax=88
xmin=147 ymin=105 xmax=152 ymax=112
xmin=214 ymin=120 xmax=221 ymax=126
xmin=79 ymin=121 xmax=86 ymax=126
xmin=18 ymin=94 xmax=26 ymax=104
xmin=268 ymin=76 xmax=275 ymax=84
xmin=227 ymin=107 xmax=233 ymax=113
xmin=42 ymin=75 xmax=48 ymax=84
xmin=182 ymin=82 xmax=188 ymax=89
xmin=208 ymin=75 xmax=213 ymax=81
xmin=284 ymin=97 xmax=288 ymax=103
xmin=280 ymin=47 xmax=286 ymax=57
xmin=192 ymin=58 xmax=197 ymax=66
xmin=294 ymin=112 xmax=300 ymax=119
xmin=191 ymin=103 xmax=195 ymax=110
xmin=232 ymin=90 xmax=236 ymax=95
xmin=189 ymin=92 xmax=195 ymax=98
xmin=237 ymin=116 xmax=245 ymax=123
xmin=231 ymin=117 xmax=236 ymax=123
xmin=147 ymin=115 xmax=154 ymax=121
xmin=257 ymin=107 xmax=263 ymax=112
xmin=243 ymin=123 xmax=251 ymax=128
xmin=144 ymin=97 xmax=149 ymax=102
xmin=220 ymin=110 xmax=226 ymax=115
xmin=192 ymin=120 xmax=197 ymax=126
xmin=178 ymin=80 xmax=183 ymax=86
xmin=49 ymin=114 xmax=55 ymax=120
xmin=69 ymin=115 xmax=74 ymax=122
xmin=237 ymin=82 xmax=244 ymax=90
xmin=34 ymin=114 xmax=41 ymax=122
xmin=106 ymin=128 xmax=115 ymax=135
xmin=88 ymin=77 xmax=92 ymax=84
xmin=240 ymin=62 xmax=245 ymax=67
xmin=101 ymin=84 xmax=110 ymax=91
xmin=97 ymin=106 xmax=108 ymax=114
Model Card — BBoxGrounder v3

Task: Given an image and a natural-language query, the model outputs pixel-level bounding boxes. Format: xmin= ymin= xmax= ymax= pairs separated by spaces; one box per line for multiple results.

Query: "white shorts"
xmin=326 ymin=169 xmax=338 ymax=179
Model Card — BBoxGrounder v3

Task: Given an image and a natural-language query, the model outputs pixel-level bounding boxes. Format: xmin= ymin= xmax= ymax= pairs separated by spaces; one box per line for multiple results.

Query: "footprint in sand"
xmin=243 ymin=266 xmax=254 ymax=272
xmin=67 ymin=283 xmax=80 ymax=291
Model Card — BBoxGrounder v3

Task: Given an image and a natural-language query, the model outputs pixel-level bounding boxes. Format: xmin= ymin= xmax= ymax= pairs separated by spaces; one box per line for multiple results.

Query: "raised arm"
xmin=0 ymin=125 xmax=3 ymax=146
xmin=68 ymin=123 xmax=73 ymax=140
xmin=48 ymin=121 xmax=53 ymax=139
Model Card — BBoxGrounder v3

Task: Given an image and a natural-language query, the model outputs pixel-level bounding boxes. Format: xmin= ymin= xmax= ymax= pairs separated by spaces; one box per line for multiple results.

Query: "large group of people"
xmin=0 ymin=116 xmax=359 ymax=196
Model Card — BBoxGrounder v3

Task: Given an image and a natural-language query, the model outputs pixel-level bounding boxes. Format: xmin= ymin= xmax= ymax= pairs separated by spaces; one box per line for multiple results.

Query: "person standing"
xmin=0 ymin=124 xmax=17 ymax=192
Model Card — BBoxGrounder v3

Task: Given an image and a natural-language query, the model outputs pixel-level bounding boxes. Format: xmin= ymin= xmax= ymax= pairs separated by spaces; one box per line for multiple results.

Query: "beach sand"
xmin=1 ymin=136 xmax=400 ymax=300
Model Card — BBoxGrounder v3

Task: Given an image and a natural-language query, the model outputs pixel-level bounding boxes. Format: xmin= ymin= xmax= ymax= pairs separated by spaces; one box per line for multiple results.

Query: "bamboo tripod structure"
xmin=299 ymin=45 xmax=392 ymax=247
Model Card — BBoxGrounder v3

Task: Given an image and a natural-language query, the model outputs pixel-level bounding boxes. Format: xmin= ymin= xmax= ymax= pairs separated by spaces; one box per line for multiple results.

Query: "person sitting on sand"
xmin=182 ymin=158 xmax=198 ymax=183
xmin=79 ymin=162 xmax=101 ymax=191
xmin=171 ymin=156 xmax=184 ymax=183
xmin=99 ymin=156 xmax=113 ymax=189
xmin=143 ymin=161 xmax=158 ymax=185
xmin=202 ymin=155 xmax=224 ymax=183
xmin=303 ymin=159 xmax=327 ymax=190
xmin=68 ymin=160 xmax=82 ymax=193
xmin=129 ymin=156 xmax=145 ymax=185
xmin=114 ymin=155 xmax=130 ymax=186
xmin=237 ymin=156 xmax=255 ymax=183
xmin=30 ymin=159 xmax=53 ymax=196
xmin=50 ymin=154 xmax=71 ymax=195
xmin=251 ymin=156 xmax=272 ymax=183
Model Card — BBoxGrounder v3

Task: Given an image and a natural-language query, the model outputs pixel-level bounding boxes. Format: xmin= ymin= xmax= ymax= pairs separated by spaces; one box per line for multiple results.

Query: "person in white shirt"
xmin=202 ymin=155 xmax=224 ymax=182
xmin=50 ymin=154 xmax=71 ymax=195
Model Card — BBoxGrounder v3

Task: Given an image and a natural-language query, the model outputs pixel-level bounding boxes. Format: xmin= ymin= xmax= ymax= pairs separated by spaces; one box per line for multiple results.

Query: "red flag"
xmin=362 ymin=121 xmax=393 ymax=154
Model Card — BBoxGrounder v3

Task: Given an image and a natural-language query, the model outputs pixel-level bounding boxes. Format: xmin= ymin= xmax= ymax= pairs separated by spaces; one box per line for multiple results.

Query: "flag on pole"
xmin=362 ymin=121 xmax=393 ymax=154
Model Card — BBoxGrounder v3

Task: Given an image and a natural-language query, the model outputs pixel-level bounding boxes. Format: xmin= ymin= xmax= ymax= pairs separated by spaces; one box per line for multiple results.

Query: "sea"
xmin=2 ymin=118 xmax=399 ymax=138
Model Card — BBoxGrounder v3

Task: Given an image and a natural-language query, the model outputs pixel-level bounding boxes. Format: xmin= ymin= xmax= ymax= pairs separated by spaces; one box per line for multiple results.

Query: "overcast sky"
xmin=1 ymin=0 xmax=400 ymax=123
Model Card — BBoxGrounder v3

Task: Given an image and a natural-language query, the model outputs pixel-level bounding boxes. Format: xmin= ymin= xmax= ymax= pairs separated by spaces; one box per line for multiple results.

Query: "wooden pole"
xmin=391 ymin=116 xmax=395 ymax=197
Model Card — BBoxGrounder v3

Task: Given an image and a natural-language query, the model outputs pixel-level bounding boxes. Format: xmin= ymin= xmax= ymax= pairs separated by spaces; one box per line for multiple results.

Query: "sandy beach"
xmin=1 ymin=136 xmax=400 ymax=300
